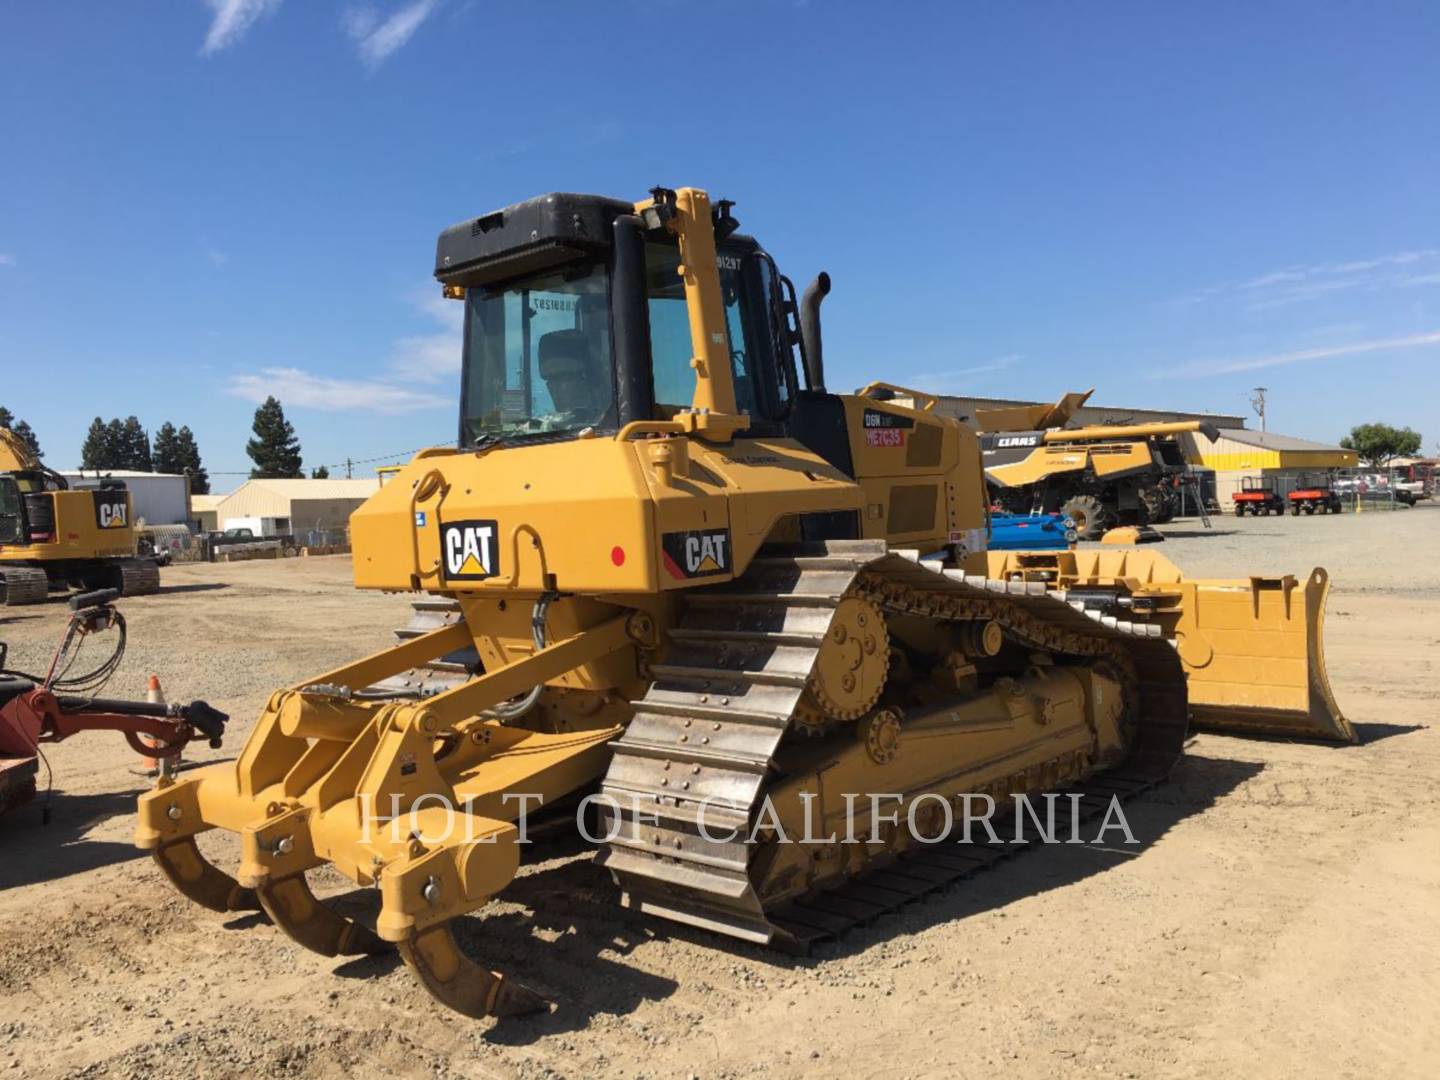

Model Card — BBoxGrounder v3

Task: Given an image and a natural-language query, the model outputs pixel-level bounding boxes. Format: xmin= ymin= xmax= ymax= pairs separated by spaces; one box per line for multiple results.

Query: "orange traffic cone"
xmin=133 ymin=674 xmax=176 ymax=780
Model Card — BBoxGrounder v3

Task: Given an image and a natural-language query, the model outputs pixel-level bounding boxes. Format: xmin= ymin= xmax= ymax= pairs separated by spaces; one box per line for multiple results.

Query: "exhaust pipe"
xmin=799 ymin=272 xmax=831 ymax=392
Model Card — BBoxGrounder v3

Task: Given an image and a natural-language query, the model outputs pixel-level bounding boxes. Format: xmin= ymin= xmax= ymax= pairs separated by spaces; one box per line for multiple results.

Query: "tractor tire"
xmin=1059 ymin=495 xmax=1109 ymax=540
xmin=1139 ymin=485 xmax=1175 ymax=525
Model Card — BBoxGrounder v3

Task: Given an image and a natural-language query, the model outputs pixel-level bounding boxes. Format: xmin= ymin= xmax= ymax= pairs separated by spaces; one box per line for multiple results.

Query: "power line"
xmin=207 ymin=448 xmax=426 ymax=476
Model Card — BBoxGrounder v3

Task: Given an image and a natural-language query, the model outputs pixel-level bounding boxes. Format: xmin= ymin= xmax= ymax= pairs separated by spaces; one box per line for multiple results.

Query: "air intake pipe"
xmin=799 ymin=272 xmax=831 ymax=392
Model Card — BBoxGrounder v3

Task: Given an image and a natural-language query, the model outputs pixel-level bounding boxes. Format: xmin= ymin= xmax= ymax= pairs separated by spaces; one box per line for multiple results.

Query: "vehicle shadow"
xmin=1352 ymin=722 xmax=1426 ymax=746
xmin=320 ymin=753 xmax=1261 ymax=1040
xmin=0 ymin=787 xmax=146 ymax=888
xmin=1157 ymin=528 xmax=1239 ymax=538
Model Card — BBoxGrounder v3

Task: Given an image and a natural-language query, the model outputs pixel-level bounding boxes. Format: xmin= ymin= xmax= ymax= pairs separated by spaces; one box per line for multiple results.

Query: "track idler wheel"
xmin=398 ymin=921 xmax=548 ymax=1018
xmin=257 ymin=874 xmax=387 ymax=957
xmin=809 ymin=595 xmax=890 ymax=722
xmin=152 ymin=838 xmax=260 ymax=913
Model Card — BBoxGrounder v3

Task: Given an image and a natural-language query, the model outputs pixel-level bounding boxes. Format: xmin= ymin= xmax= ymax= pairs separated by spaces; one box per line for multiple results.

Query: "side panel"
xmin=1 ymin=490 xmax=137 ymax=561
xmin=837 ymin=397 xmax=985 ymax=554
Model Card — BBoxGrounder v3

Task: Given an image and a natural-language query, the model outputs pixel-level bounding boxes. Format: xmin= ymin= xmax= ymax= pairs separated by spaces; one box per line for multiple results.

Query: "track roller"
xmin=257 ymin=874 xmax=387 ymax=957
xmin=397 ymin=921 xmax=548 ymax=1018
xmin=152 ymin=838 xmax=260 ymax=913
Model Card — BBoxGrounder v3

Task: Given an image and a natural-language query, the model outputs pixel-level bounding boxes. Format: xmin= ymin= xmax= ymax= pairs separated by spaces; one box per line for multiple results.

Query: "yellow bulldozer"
xmin=1 ymin=427 xmax=160 ymax=605
xmin=137 ymin=187 xmax=1351 ymax=1018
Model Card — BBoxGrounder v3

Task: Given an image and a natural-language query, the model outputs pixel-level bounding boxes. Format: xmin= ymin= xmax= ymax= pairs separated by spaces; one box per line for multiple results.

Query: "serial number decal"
xmin=865 ymin=428 xmax=906 ymax=448
xmin=661 ymin=527 xmax=732 ymax=580
xmin=441 ymin=519 xmax=500 ymax=580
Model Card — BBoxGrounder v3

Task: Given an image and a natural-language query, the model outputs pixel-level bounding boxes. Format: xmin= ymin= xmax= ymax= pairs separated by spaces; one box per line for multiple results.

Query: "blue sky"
xmin=2 ymin=1 xmax=1436 ymax=489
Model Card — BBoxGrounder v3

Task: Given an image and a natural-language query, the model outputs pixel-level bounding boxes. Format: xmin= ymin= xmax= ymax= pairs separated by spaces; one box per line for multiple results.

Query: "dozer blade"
xmin=1174 ymin=567 xmax=1353 ymax=743
xmin=985 ymin=550 xmax=1354 ymax=744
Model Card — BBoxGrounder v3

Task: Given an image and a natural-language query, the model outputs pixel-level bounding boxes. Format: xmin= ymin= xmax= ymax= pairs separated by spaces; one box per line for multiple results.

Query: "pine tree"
xmin=120 ymin=416 xmax=152 ymax=471
xmin=11 ymin=420 xmax=41 ymax=459
xmin=152 ymin=422 xmax=180 ymax=473
xmin=174 ymin=426 xmax=210 ymax=495
xmin=246 ymin=397 xmax=303 ymax=479
xmin=0 ymin=407 xmax=43 ymax=459
xmin=104 ymin=419 xmax=126 ymax=469
xmin=80 ymin=417 xmax=110 ymax=469
xmin=310 ymin=464 xmax=330 ymax=479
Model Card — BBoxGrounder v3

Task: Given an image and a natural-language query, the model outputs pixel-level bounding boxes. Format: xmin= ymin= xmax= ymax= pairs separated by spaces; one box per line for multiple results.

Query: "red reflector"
xmin=610 ymin=546 xmax=626 ymax=567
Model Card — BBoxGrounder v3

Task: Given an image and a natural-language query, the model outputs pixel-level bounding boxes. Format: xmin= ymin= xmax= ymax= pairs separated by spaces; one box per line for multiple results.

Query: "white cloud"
xmin=227 ymin=367 xmax=450 ymax=413
xmin=222 ymin=287 xmax=462 ymax=414
xmin=1177 ymin=248 xmax=1440 ymax=309
xmin=0 ymin=253 xmax=14 ymax=267
xmin=344 ymin=0 xmax=439 ymax=68
xmin=899 ymin=355 xmax=1023 ymax=395
xmin=386 ymin=288 xmax=463 ymax=381
xmin=1154 ymin=330 xmax=1440 ymax=379
xmin=200 ymin=0 xmax=282 ymax=55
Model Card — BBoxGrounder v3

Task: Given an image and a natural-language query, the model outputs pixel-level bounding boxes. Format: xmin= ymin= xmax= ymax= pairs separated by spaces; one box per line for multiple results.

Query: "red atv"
xmin=1287 ymin=475 xmax=1342 ymax=516
xmin=1232 ymin=476 xmax=1285 ymax=516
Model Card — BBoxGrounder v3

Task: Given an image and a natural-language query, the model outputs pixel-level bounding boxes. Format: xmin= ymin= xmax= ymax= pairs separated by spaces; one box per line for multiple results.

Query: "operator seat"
xmin=538 ymin=329 xmax=605 ymax=419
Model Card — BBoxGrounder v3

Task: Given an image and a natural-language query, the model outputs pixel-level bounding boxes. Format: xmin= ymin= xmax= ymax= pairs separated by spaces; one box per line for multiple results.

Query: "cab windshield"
xmin=460 ymin=261 xmax=615 ymax=443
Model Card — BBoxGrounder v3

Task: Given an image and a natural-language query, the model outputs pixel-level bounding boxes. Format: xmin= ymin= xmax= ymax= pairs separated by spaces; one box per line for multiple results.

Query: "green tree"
xmin=152 ymin=421 xmax=181 ymax=473
xmin=311 ymin=464 xmax=330 ymax=479
xmin=104 ymin=419 xmax=126 ymax=468
xmin=173 ymin=426 xmax=210 ymax=494
xmin=120 ymin=416 xmax=152 ymax=471
xmin=246 ymin=396 xmax=303 ymax=478
xmin=1340 ymin=422 xmax=1423 ymax=468
xmin=0 ymin=406 xmax=43 ymax=459
xmin=80 ymin=417 xmax=110 ymax=469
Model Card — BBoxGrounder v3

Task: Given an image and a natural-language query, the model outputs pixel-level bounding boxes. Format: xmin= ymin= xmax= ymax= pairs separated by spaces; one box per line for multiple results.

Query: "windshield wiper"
xmin=470 ymin=432 xmax=508 ymax=452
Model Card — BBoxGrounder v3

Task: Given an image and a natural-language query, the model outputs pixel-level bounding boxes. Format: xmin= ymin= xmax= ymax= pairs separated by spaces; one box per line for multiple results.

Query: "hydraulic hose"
xmin=482 ymin=592 xmax=555 ymax=721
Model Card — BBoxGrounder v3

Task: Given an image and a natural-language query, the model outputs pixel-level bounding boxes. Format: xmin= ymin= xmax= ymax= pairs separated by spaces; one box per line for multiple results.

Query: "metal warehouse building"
xmin=1181 ymin=428 xmax=1357 ymax=503
xmin=61 ymin=469 xmax=191 ymax=526
xmin=208 ymin=478 xmax=380 ymax=535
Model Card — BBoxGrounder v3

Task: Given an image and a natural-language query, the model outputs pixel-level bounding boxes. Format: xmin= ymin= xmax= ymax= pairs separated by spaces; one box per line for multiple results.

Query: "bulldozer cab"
xmin=449 ymin=189 xmax=801 ymax=452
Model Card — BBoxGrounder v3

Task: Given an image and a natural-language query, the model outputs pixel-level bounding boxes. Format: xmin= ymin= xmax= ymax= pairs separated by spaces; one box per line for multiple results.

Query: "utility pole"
xmin=1250 ymin=387 xmax=1268 ymax=433
xmin=345 ymin=457 xmax=353 ymax=479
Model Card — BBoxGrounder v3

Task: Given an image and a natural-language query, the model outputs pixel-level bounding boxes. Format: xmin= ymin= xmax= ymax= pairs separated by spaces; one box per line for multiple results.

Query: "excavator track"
xmin=598 ymin=539 xmax=1188 ymax=950
xmin=0 ymin=566 xmax=49 ymax=606
xmin=115 ymin=558 xmax=160 ymax=597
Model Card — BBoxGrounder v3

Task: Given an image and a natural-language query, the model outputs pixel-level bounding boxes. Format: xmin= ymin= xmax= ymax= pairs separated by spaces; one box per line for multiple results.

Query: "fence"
xmin=1251 ymin=468 xmax=1426 ymax=512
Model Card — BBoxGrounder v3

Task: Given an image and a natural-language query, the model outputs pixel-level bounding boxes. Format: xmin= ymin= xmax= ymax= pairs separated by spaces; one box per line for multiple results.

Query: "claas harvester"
xmin=137 ymin=188 xmax=1351 ymax=1017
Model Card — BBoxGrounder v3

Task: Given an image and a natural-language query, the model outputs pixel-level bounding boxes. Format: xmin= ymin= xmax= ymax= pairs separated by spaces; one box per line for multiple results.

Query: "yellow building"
xmin=1183 ymin=428 xmax=1357 ymax=503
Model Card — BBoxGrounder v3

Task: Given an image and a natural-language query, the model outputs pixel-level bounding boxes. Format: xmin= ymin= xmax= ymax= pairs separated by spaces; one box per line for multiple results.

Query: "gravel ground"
xmin=1 ymin=505 xmax=1437 ymax=1079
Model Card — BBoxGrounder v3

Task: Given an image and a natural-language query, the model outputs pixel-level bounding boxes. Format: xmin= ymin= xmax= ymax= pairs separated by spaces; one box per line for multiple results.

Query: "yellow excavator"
xmin=1 ymin=428 xmax=159 ymax=605
xmin=137 ymin=187 xmax=1351 ymax=1018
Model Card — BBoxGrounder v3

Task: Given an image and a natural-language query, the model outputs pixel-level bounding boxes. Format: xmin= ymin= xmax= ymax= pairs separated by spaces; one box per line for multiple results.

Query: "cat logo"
xmin=94 ymin=494 xmax=128 ymax=529
xmin=441 ymin=519 xmax=500 ymax=581
xmin=661 ymin=527 xmax=732 ymax=580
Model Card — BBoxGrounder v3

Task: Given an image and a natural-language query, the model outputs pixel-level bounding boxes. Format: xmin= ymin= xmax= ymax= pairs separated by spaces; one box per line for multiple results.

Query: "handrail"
xmin=857 ymin=382 xmax=940 ymax=412
xmin=409 ymin=468 xmax=449 ymax=585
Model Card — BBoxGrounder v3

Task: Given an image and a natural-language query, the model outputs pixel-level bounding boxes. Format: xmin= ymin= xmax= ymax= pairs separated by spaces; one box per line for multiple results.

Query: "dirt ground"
xmin=2 ymin=505 xmax=1437 ymax=1079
